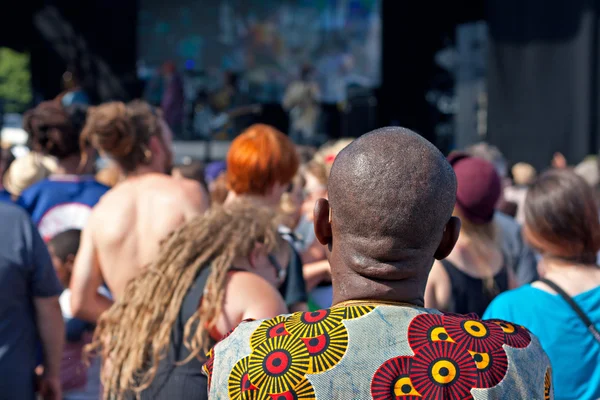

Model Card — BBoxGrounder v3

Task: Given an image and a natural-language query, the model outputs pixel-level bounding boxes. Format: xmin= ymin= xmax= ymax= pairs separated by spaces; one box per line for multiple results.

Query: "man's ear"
xmin=314 ymin=198 xmax=333 ymax=246
xmin=434 ymin=216 xmax=461 ymax=260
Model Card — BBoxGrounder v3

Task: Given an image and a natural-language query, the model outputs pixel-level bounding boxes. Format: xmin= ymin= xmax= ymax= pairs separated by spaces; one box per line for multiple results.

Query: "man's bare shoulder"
xmin=136 ymin=174 xmax=205 ymax=203
xmin=97 ymin=174 xmax=203 ymax=204
xmin=89 ymin=179 xmax=136 ymax=214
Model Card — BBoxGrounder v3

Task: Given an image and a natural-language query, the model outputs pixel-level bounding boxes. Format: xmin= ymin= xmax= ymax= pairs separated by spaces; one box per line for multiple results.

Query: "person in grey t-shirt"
xmin=0 ymin=202 xmax=65 ymax=400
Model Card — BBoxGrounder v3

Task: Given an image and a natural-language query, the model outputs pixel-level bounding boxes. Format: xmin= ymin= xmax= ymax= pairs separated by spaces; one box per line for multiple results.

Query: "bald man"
xmin=204 ymin=128 xmax=552 ymax=399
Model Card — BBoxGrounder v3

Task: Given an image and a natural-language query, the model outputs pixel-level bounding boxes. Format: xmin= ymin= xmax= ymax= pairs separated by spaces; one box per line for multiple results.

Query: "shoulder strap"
xmin=181 ymin=266 xmax=212 ymax=323
xmin=539 ymin=278 xmax=600 ymax=343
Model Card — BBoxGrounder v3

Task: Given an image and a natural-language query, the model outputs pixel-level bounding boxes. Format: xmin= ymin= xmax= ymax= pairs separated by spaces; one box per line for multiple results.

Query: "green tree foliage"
xmin=0 ymin=48 xmax=32 ymax=113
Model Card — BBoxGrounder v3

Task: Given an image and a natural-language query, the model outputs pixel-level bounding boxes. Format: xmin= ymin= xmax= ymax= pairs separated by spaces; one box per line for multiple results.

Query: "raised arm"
xmin=70 ymin=216 xmax=113 ymax=322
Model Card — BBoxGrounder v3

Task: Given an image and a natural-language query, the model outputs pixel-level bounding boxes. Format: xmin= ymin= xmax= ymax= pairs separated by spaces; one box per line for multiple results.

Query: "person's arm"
xmin=424 ymin=260 xmax=452 ymax=311
xmin=25 ymin=212 xmax=64 ymax=400
xmin=282 ymin=83 xmax=299 ymax=110
xmin=216 ymin=272 xmax=288 ymax=335
xmin=70 ymin=217 xmax=113 ymax=322
xmin=240 ymin=273 xmax=288 ymax=320
xmin=34 ymin=296 xmax=64 ymax=400
xmin=181 ymin=180 xmax=210 ymax=220
xmin=303 ymin=260 xmax=331 ymax=292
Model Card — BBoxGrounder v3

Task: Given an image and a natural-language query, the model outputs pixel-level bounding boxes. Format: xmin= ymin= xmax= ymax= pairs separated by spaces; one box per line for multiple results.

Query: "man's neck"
xmin=329 ymin=249 xmax=430 ymax=308
xmin=332 ymin=280 xmax=426 ymax=308
xmin=125 ymin=165 xmax=163 ymax=179
xmin=225 ymin=192 xmax=277 ymax=208
xmin=53 ymin=155 xmax=85 ymax=175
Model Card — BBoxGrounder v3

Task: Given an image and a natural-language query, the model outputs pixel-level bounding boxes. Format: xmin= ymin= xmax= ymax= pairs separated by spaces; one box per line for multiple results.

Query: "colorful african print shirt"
xmin=203 ymin=304 xmax=553 ymax=399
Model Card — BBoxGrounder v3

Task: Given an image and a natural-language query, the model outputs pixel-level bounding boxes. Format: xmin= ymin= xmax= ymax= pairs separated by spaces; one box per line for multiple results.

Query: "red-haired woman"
xmin=225 ymin=124 xmax=307 ymax=312
xmin=485 ymin=169 xmax=600 ymax=399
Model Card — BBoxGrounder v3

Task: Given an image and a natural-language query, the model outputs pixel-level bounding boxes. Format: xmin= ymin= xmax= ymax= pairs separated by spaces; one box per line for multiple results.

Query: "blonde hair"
xmin=87 ymin=202 xmax=284 ymax=399
xmin=512 ymin=162 xmax=537 ymax=186
xmin=313 ymin=138 xmax=354 ymax=177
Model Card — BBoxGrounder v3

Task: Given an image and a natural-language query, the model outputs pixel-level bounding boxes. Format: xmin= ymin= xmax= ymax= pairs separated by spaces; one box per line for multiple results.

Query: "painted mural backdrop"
xmin=138 ymin=0 xmax=381 ymax=97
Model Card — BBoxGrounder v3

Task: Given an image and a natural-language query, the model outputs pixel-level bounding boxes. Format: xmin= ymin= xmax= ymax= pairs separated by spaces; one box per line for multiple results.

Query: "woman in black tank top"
xmin=425 ymin=154 xmax=515 ymax=316
xmin=87 ymin=203 xmax=289 ymax=399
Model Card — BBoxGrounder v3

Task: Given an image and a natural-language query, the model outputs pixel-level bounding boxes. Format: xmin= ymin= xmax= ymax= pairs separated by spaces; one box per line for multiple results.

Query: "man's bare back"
xmin=71 ymin=174 xmax=208 ymax=321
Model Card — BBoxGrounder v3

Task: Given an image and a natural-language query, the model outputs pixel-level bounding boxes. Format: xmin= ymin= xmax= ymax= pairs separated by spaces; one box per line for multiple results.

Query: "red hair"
xmin=227 ymin=124 xmax=299 ymax=195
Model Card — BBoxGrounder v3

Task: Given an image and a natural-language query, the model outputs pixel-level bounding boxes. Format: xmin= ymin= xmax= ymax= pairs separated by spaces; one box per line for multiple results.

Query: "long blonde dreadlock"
xmin=87 ymin=201 xmax=284 ymax=399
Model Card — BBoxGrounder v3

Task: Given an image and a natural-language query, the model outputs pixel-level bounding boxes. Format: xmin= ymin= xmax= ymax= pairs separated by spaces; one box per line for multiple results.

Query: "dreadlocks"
xmin=87 ymin=201 xmax=284 ymax=399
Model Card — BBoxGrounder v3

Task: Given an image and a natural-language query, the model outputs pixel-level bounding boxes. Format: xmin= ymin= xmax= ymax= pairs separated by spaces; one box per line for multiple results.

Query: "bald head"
xmin=329 ymin=127 xmax=456 ymax=253
xmin=315 ymin=127 xmax=459 ymax=304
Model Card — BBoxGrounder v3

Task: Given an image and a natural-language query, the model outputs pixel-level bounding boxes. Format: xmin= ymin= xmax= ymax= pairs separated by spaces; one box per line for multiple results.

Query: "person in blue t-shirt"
xmin=18 ymin=101 xmax=109 ymax=241
xmin=484 ymin=169 xmax=600 ymax=400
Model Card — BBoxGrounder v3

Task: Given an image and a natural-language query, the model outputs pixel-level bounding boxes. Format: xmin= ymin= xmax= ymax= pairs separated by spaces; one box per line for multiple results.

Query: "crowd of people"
xmin=0 ymin=93 xmax=599 ymax=400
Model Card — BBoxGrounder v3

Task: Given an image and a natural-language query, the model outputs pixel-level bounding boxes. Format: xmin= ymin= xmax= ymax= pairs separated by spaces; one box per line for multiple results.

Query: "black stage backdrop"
xmin=380 ymin=1 xmax=483 ymax=144
xmin=0 ymin=0 xmax=138 ymax=103
xmin=487 ymin=0 xmax=600 ymax=170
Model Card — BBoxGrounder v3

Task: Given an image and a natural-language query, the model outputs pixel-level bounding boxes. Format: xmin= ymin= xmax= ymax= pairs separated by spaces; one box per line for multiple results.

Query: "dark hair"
xmin=48 ymin=229 xmax=82 ymax=262
xmin=300 ymin=65 xmax=314 ymax=81
xmin=24 ymin=101 xmax=81 ymax=160
xmin=523 ymin=169 xmax=600 ymax=264
xmin=65 ymin=104 xmax=89 ymax=135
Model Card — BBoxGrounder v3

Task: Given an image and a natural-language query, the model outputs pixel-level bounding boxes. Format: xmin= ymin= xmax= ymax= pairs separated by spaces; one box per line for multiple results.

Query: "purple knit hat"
xmin=448 ymin=152 xmax=501 ymax=224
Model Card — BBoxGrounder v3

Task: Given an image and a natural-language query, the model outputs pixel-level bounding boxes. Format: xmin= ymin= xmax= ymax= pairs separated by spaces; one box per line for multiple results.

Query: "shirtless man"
xmin=70 ymin=101 xmax=209 ymax=322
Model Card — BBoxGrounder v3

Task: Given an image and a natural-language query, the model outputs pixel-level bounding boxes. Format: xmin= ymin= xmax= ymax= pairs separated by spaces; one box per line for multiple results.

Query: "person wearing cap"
xmin=465 ymin=144 xmax=538 ymax=286
xmin=3 ymin=153 xmax=54 ymax=201
xmin=425 ymin=153 xmax=516 ymax=316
